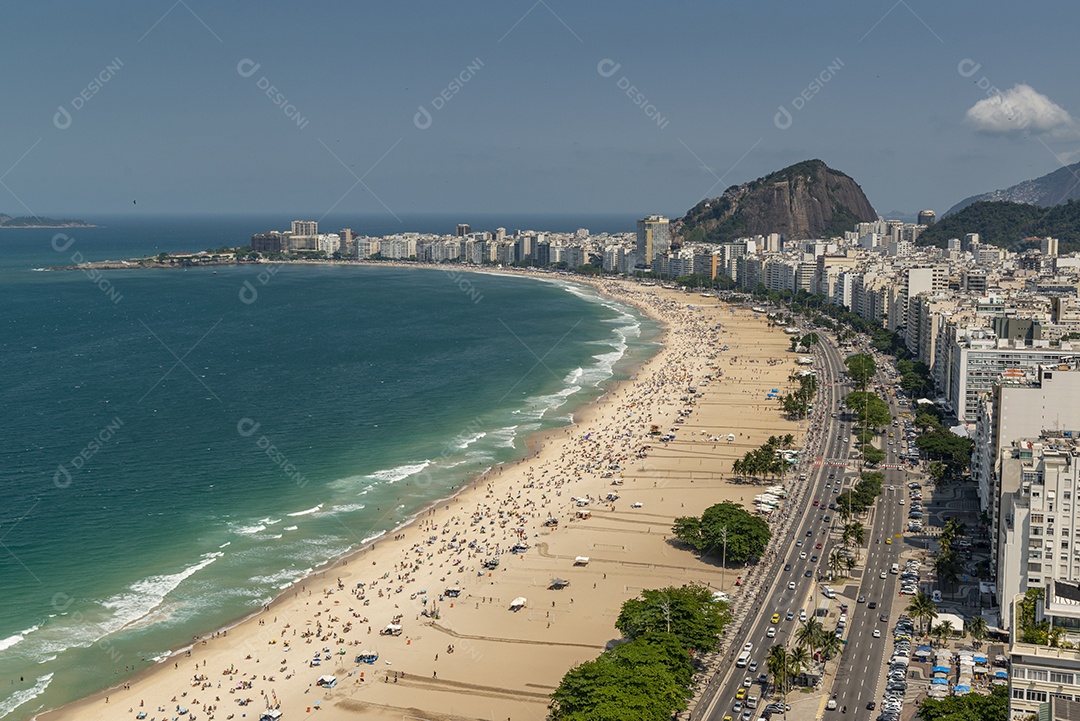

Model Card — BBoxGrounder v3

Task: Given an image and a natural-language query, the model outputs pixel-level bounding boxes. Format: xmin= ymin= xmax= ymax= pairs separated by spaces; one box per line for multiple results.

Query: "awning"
xmin=931 ymin=678 xmax=948 ymax=685
xmin=973 ymin=655 xmax=987 ymax=663
xmin=955 ymin=685 xmax=971 ymax=693
xmin=932 ymin=665 xmax=950 ymax=673
xmin=995 ymin=670 xmax=1009 ymax=678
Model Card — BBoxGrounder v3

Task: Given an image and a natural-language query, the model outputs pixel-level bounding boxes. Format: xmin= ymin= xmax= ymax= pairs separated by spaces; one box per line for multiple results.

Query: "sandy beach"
xmin=43 ymin=279 xmax=806 ymax=721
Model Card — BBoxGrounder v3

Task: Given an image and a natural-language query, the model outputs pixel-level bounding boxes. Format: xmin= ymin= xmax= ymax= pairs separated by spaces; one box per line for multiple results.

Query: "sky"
xmin=2 ymin=0 xmax=1079 ymax=223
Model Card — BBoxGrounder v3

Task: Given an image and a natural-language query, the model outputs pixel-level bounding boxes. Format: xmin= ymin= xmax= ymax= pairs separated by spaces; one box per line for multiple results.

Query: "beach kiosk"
xmin=316 ymin=675 xmax=337 ymax=688
xmin=356 ymin=650 xmax=378 ymax=664
xmin=574 ymin=556 xmax=590 ymax=566
xmin=509 ymin=597 xmax=527 ymax=611
xmin=444 ymin=585 xmax=462 ymax=598
xmin=380 ymin=623 xmax=402 ymax=636
xmin=260 ymin=711 xmax=283 ymax=721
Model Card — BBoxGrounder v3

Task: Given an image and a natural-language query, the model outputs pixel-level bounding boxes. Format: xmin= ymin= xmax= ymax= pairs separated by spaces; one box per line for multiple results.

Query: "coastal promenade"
xmin=45 ymin=280 xmax=804 ymax=721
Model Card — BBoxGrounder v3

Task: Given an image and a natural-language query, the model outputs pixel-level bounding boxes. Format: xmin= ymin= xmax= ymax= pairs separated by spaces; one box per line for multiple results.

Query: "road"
xmin=704 ymin=335 xmax=853 ymax=721
xmin=702 ymin=337 xmax=919 ymax=721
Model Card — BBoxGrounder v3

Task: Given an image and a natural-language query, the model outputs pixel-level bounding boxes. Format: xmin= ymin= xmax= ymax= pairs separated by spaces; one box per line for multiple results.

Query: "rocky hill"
xmin=678 ymin=159 xmax=877 ymax=244
xmin=946 ymin=161 xmax=1080 ymax=215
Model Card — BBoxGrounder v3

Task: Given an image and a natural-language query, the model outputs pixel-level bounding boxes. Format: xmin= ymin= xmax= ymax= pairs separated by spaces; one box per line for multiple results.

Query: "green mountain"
xmin=678 ymin=159 xmax=877 ymax=244
xmin=915 ymin=200 xmax=1080 ymax=252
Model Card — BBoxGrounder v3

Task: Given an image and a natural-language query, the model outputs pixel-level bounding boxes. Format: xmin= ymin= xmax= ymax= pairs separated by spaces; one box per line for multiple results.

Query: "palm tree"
xmin=828 ymin=550 xmax=845 ymax=580
xmin=931 ymin=620 xmax=952 ymax=648
xmin=819 ymin=631 xmax=843 ymax=661
xmin=907 ymin=593 xmax=938 ymax=636
xmin=767 ymin=644 xmax=789 ymax=694
xmin=795 ymin=619 xmax=824 ymax=660
xmin=843 ymin=555 xmax=856 ymax=576
xmin=966 ymin=616 xmax=988 ymax=649
xmin=1049 ymin=625 xmax=1066 ymax=649
xmin=788 ymin=645 xmax=811 ymax=687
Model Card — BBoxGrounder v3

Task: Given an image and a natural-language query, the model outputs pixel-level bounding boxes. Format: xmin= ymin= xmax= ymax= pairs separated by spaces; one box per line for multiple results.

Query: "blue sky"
xmin=2 ymin=1 xmax=1078 ymax=221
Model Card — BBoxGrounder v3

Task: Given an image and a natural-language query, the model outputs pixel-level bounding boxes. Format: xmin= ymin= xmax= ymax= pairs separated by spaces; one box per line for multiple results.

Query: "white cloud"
xmin=965 ymin=84 xmax=1077 ymax=138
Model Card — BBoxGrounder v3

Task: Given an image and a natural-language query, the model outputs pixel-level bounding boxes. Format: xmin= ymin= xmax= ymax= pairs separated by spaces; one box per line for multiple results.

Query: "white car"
xmin=766 ymin=626 xmax=776 ymax=638
xmin=800 ymin=552 xmax=807 ymax=560
xmin=880 ymin=571 xmax=887 ymax=579
xmin=873 ymin=629 xmax=881 ymax=638
xmin=743 ymin=642 xmax=753 ymax=653
xmin=898 ymin=499 xmax=905 ymax=505
xmin=788 ymin=581 xmax=796 ymax=590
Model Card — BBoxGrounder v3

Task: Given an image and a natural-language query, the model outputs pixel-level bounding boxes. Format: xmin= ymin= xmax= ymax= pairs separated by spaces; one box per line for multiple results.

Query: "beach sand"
xmin=44 ymin=281 xmax=805 ymax=721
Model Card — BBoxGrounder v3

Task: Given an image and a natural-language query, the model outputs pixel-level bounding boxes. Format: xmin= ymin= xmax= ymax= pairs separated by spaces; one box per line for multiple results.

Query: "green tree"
xmin=787 ymin=645 xmax=811 ymax=685
xmin=845 ymin=353 xmax=876 ymax=388
xmin=818 ymin=631 xmax=843 ymax=660
xmin=672 ymin=502 xmax=771 ymax=562
xmin=795 ymin=618 xmax=824 ymax=660
xmin=906 ymin=592 xmax=938 ymax=636
xmin=828 ymin=550 xmax=846 ymax=579
xmin=966 ymin=616 xmax=988 ymax=649
xmin=845 ymin=392 xmax=893 ymax=428
xmin=615 ymin=585 xmax=730 ymax=652
xmin=767 ymin=644 xmax=789 ymax=696
xmin=549 ymin=634 xmax=693 ymax=721
xmin=917 ymin=678 xmax=1008 ymax=721
xmin=862 ymin=445 xmax=886 ymax=465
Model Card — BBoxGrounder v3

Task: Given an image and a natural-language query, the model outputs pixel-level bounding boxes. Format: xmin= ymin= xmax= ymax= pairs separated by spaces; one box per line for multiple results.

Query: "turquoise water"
xmin=0 ymin=217 xmax=659 ymax=719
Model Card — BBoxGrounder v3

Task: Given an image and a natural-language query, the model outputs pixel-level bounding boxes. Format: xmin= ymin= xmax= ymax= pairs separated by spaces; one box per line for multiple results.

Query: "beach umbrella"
xmin=995 ymin=670 xmax=1008 ymax=678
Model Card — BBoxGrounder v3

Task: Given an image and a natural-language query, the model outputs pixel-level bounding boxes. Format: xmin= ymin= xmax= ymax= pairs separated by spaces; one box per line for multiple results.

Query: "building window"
xmin=1030 ymin=669 xmax=1049 ymax=682
xmin=1051 ymin=672 xmax=1074 ymax=684
xmin=1063 ymin=541 xmax=1070 ymax=549
xmin=1013 ymin=688 xmax=1026 ymax=700
xmin=1028 ymin=689 xmax=1049 ymax=702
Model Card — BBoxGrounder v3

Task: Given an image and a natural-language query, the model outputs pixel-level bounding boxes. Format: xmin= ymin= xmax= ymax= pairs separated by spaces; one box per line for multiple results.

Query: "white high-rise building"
xmin=635 ymin=215 xmax=670 ymax=268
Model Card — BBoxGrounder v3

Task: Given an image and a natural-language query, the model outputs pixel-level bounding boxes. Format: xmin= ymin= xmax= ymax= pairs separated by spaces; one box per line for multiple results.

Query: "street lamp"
xmin=720 ymin=525 xmax=729 ymax=590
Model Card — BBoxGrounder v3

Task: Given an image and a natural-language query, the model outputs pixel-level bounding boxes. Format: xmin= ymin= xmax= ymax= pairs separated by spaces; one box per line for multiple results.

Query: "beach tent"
xmin=574 ymin=556 xmax=590 ymax=565
xmin=995 ymin=670 xmax=1008 ymax=678
xmin=931 ymin=678 xmax=948 ymax=685
xmin=316 ymin=675 xmax=337 ymax=688
xmin=973 ymin=654 xmax=987 ymax=663
xmin=260 ymin=712 xmax=282 ymax=721
xmin=549 ymin=578 xmax=570 ymax=590
xmin=932 ymin=665 xmax=950 ymax=674
xmin=954 ymin=685 xmax=971 ymax=694
xmin=510 ymin=597 xmax=527 ymax=611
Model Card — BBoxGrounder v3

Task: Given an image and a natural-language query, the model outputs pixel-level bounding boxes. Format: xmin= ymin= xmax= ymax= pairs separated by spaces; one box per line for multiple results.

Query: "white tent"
xmin=574 ymin=556 xmax=590 ymax=565
xmin=510 ymin=597 xmax=527 ymax=610
xmin=316 ymin=675 xmax=337 ymax=688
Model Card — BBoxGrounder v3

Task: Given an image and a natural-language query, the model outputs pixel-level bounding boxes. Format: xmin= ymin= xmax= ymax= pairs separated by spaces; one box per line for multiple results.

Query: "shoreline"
xmin=36 ymin=276 xmax=801 ymax=721
xmin=30 ymin=270 xmax=666 ymax=721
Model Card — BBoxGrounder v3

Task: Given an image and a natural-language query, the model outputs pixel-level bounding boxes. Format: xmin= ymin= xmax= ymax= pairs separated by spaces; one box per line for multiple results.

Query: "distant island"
xmin=0 ymin=213 xmax=95 ymax=228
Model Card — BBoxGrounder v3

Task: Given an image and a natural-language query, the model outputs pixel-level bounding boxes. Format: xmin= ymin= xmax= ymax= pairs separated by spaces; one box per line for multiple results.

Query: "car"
xmin=741 ymin=712 xmax=752 ymax=721
xmin=873 ymin=629 xmax=881 ymax=638
xmin=815 ymin=542 xmax=823 ymax=549
xmin=796 ymin=539 xmax=803 ymax=547
xmin=880 ymin=571 xmax=887 ymax=579
xmin=733 ymin=700 xmax=744 ymax=712
xmin=800 ymin=609 xmax=807 ymax=622
xmin=788 ymin=581 xmax=796 ymax=590
xmin=743 ymin=676 xmax=752 ymax=688
xmin=748 ymin=661 xmax=758 ymax=672
xmin=868 ymin=601 xmax=877 ymax=609
xmin=813 ymin=500 xmax=819 ymax=507
xmin=723 ymin=716 xmax=733 ymax=721
xmin=810 ymin=555 xmax=819 ymax=563
xmin=826 ymin=699 xmax=837 ymax=710
xmin=736 ymin=688 xmax=746 ymax=700
xmin=784 ymin=563 xmax=791 ymax=571
xmin=766 ymin=626 xmax=776 ymax=637
xmin=833 ymin=487 xmax=839 ymax=493
xmin=880 ymin=614 xmax=888 ymax=622
xmin=786 ymin=610 xmax=794 ymax=620
xmin=828 ymin=503 xmax=836 ymax=510
xmin=867 ymin=701 xmax=877 ymax=710
xmin=807 ymin=530 xmax=813 ymax=537
xmin=743 ymin=642 xmax=753 ymax=652
xmin=800 ymin=552 xmax=807 ymax=560
xmin=857 ymin=595 xmax=866 ymax=603
xmin=771 ymin=613 xmax=781 ymax=624
xmin=885 ymin=538 xmax=892 ymax=544
xmin=804 ymin=568 xmax=812 ymax=577
xmin=823 ymin=515 xmax=831 ymax=522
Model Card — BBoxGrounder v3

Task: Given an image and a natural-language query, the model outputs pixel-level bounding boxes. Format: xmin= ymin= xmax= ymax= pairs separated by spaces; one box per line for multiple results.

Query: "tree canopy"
xmin=673 ymin=501 xmax=772 ymax=562
xmin=844 ymin=353 xmax=876 ymax=387
xmin=845 ymin=391 xmax=892 ymax=428
xmin=550 ymin=632 xmax=695 ymax=721
xmin=917 ymin=682 xmax=1008 ymax=721
xmin=615 ymin=585 xmax=731 ymax=653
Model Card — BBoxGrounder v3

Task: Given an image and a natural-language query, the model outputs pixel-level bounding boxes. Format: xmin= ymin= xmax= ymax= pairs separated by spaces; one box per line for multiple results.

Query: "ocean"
xmin=0 ymin=214 xmax=659 ymax=720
